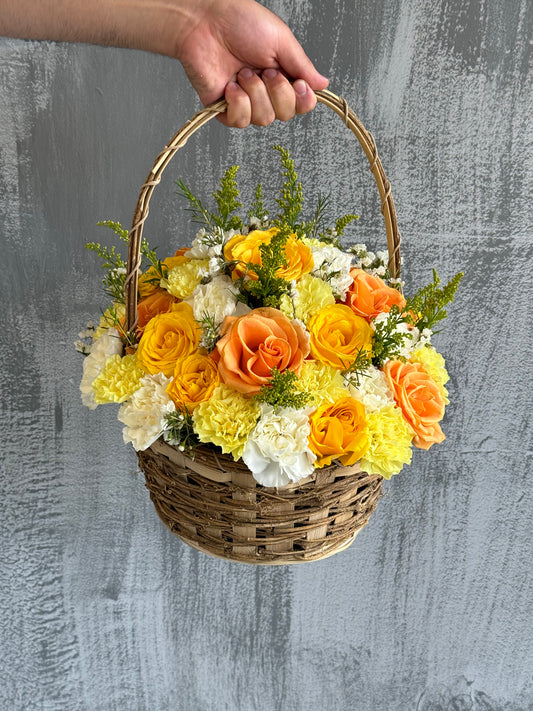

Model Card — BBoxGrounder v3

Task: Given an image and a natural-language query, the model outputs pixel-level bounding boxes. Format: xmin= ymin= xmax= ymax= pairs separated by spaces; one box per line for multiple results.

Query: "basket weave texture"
xmin=126 ymin=90 xmax=402 ymax=564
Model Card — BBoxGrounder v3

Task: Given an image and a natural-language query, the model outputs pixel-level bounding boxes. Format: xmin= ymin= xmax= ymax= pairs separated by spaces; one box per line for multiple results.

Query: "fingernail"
xmin=263 ymin=68 xmax=278 ymax=80
xmin=239 ymin=68 xmax=253 ymax=79
xmin=294 ymin=79 xmax=307 ymax=96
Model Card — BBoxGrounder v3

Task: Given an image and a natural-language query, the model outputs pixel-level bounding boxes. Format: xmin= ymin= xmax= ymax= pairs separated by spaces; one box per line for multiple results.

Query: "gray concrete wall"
xmin=1 ymin=1 xmax=531 ymax=709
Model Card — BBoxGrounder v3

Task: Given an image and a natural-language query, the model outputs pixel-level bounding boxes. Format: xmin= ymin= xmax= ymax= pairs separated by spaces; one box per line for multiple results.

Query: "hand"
xmin=174 ymin=0 xmax=329 ymax=127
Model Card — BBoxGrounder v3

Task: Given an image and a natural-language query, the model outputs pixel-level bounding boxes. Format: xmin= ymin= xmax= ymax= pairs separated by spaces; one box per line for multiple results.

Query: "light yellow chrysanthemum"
xmin=94 ymin=303 xmax=126 ymax=339
xmin=410 ymin=346 xmax=450 ymax=404
xmin=293 ymin=274 xmax=335 ymax=325
xmin=360 ymin=404 xmax=413 ymax=479
xmin=92 ymin=354 xmax=146 ymax=405
xmin=297 ymin=361 xmax=348 ymax=406
xmin=192 ymin=384 xmax=260 ymax=461
xmin=161 ymin=258 xmax=209 ymax=299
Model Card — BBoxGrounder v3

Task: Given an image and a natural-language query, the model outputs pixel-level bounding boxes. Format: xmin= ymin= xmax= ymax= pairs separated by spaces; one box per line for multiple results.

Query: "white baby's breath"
xmin=309 ymin=244 xmax=353 ymax=300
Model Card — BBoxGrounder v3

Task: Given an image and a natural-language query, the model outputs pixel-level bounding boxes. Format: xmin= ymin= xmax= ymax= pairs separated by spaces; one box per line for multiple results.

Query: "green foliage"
xmin=405 ymin=270 xmax=464 ymax=332
xmin=254 ymin=368 xmax=311 ymax=411
xmin=371 ymin=307 xmax=410 ymax=368
xmin=85 ymin=238 xmax=126 ymax=303
xmin=197 ymin=311 xmax=222 ymax=351
xmin=242 ymin=227 xmax=291 ymax=308
xmin=164 ymin=409 xmax=200 ymax=458
xmin=341 ymin=348 xmax=373 ymax=387
xmin=273 ymin=145 xmax=303 ymax=228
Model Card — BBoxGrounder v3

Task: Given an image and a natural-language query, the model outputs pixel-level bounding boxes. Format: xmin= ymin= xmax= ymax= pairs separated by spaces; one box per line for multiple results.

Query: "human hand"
xmin=174 ymin=0 xmax=329 ymax=127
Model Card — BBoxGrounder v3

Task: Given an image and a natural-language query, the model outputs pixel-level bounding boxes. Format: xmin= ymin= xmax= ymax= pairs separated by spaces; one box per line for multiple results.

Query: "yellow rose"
xmin=307 ymin=303 xmax=373 ymax=369
xmin=136 ymin=302 xmax=200 ymax=376
xmin=224 ymin=228 xmax=278 ymax=280
xmin=308 ymin=396 xmax=369 ymax=467
xmin=224 ymin=229 xmax=313 ymax=282
xmin=276 ymin=233 xmax=313 ymax=282
xmin=166 ymin=352 xmax=220 ymax=411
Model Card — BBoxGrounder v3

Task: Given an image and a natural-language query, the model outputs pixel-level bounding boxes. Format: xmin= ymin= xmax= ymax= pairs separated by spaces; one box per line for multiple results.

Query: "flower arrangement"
xmin=78 ymin=146 xmax=462 ymax=488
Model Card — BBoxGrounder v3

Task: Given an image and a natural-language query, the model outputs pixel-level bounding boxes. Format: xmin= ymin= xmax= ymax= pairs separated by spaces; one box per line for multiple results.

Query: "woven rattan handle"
xmin=125 ymin=89 xmax=401 ymax=330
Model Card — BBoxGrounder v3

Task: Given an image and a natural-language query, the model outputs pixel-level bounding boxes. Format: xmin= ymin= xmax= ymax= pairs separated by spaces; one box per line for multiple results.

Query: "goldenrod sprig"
xmin=273 ymin=145 xmax=303 ymax=228
xmin=254 ymin=368 xmax=311 ymax=411
xmin=405 ymin=270 xmax=464 ymax=332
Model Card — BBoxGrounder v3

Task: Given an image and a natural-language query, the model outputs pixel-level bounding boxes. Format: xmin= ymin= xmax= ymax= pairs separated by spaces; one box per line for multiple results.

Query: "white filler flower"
xmin=242 ymin=404 xmax=316 ymax=487
xmin=310 ymin=244 xmax=353 ymax=300
xmin=118 ymin=373 xmax=175 ymax=451
xmin=79 ymin=328 xmax=123 ymax=410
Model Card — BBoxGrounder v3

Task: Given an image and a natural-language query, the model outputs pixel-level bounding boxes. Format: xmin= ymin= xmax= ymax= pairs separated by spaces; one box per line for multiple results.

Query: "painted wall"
xmin=1 ymin=1 xmax=531 ymax=709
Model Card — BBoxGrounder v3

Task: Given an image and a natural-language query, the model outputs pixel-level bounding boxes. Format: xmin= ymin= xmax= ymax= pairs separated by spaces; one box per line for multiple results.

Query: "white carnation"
xmin=242 ymin=405 xmax=316 ymax=487
xmin=79 ymin=328 xmax=122 ymax=410
xmin=310 ymin=244 xmax=353 ymax=300
xmin=184 ymin=275 xmax=243 ymax=324
xmin=118 ymin=373 xmax=175 ymax=451
xmin=349 ymin=365 xmax=394 ymax=413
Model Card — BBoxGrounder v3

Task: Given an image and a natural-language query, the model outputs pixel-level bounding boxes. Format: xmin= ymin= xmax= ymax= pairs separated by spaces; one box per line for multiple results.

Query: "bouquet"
xmin=78 ymin=146 xmax=462 ymax=489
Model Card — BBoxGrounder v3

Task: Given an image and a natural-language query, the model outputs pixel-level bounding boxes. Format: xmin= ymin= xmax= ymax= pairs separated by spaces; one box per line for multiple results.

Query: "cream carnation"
xmin=242 ymin=404 xmax=316 ymax=487
xmin=349 ymin=365 xmax=394 ymax=412
xmin=118 ymin=372 xmax=175 ymax=451
xmin=80 ymin=328 xmax=123 ymax=410
xmin=161 ymin=258 xmax=209 ymax=299
xmin=184 ymin=275 xmax=242 ymax=325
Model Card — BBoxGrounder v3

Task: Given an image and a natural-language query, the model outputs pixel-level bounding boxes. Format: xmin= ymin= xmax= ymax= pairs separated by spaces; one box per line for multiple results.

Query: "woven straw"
xmin=125 ymin=90 xmax=402 ymax=564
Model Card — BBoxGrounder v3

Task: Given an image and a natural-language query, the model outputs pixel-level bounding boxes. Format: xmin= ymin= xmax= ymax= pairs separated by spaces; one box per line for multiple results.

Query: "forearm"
xmin=0 ymin=0 xmax=205 ymax=58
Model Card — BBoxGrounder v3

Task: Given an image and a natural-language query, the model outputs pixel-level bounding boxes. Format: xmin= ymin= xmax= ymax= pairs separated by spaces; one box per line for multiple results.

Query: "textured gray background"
xmin=1 ymin=0 xmax=532 ymax=709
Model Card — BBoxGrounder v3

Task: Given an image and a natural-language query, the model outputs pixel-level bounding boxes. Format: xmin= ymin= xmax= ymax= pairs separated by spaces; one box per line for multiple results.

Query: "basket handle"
xmin=125 ymin=89 xmax=402 ymax=331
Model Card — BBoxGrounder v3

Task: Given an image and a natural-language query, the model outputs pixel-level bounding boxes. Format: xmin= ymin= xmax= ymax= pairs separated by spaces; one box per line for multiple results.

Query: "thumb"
xmin=275 ymin=26 xmax=329 ymax=91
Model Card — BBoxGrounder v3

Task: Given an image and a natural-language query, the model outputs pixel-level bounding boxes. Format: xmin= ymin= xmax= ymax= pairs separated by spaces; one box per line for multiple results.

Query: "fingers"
xmin=219 ymin=69 xmax=317 ymax=128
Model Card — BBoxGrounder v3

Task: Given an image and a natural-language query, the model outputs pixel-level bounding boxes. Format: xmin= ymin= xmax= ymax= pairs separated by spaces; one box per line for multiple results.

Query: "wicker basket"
xmin=125 ymin=90 xmax=402 ymax=564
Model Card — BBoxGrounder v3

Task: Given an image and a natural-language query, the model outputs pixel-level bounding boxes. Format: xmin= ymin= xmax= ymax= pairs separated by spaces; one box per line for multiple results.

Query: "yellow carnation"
xmin=297 ymin=361 xmax=348 ymax=406
xmin=293 ymin=274 xmax=335 ymax=325
xmin=279 ymin=293 xmax=294 ymax=319
xmin=410 ymin=346 xmax=450 ymax=404
xmin=192 ymin=384 xmax=260 ymax=461
xmin=360 ymin=404 xmax=413 ymax=479
xmin=92 ymin=354 xmax=145 ymax=405
xmin=138 ymin=255 xmax=188 ymax=298
xmin=161 ymin=258 xmax=210 ymax=299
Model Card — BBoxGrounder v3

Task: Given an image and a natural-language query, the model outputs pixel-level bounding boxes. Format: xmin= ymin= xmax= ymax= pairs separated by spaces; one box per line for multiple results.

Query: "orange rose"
xmin=307 ymin=303 xmax=373 ymax=369
xmin=136 ymin=302 xmax=201 ymax=376
xmin=136 ymin=289 xmax=178 ymax=335
xmin=308 ymin=397 xmax=369 ymax=467
xmin=138 ymin=255 xmax=188 ymax=298
xmin=344 ymin=268 xmax=406 ymax=321
xmin=166 ymin=352 xmax=220 ymax=411
xmin=224 ymin=228 xmax=278 ymax=280
xmin=383 ymin=360 xmax=445 ymax=450
xmin=215 ymin=307 xmax=310 ymax=394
